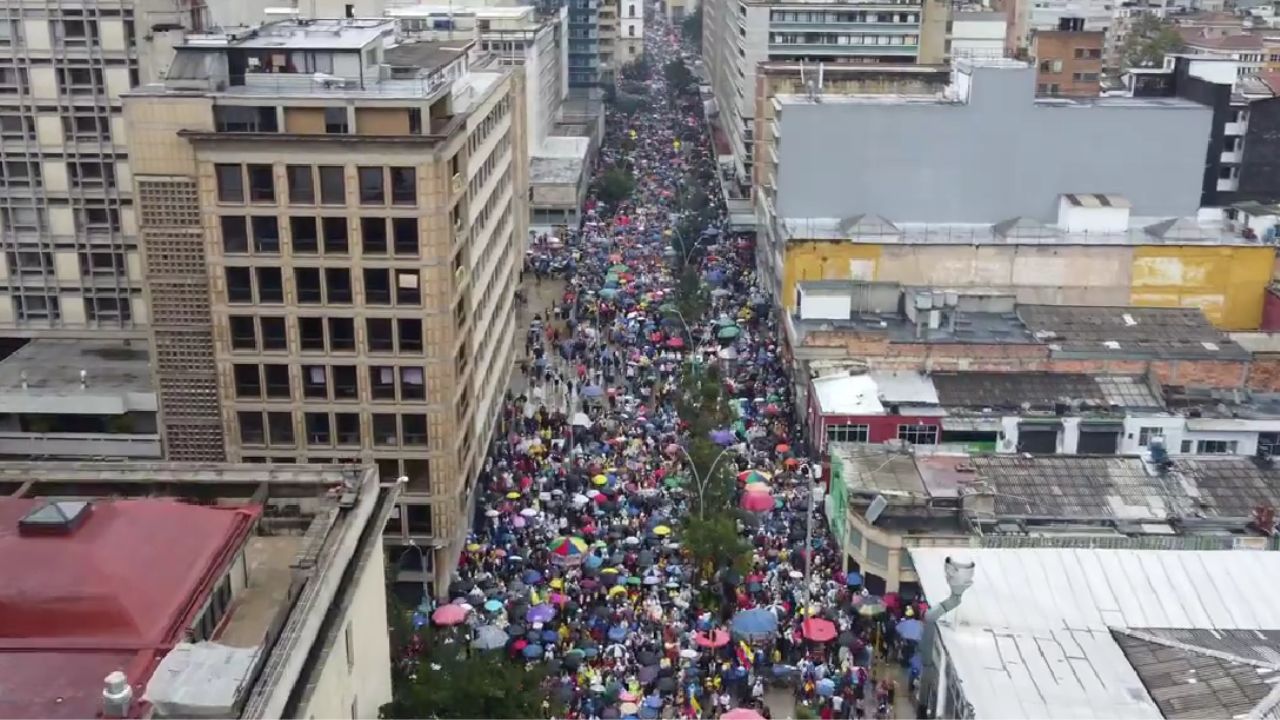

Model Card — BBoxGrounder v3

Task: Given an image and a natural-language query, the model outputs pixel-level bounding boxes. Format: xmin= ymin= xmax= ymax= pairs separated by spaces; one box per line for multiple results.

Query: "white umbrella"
xmin=680 ymin=648 xmax=698 ymax=660
xmin=520 ymin=508 xmax=539 ymax=517
xmin=485 ymin=509 xmax=500 ymax=517
xmin=571 ymin=493 xmax=590 ymax=507
xmin=572 ymin=412 xmax=592 ymax=427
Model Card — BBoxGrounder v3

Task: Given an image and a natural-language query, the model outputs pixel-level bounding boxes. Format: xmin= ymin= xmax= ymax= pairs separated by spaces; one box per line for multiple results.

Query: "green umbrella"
xmin=609 ymin=263 xmax=630 ymax=273
xmin=659 ymin=303 xmax=679 ymax=313
xmin=627 ymin=576 xmax=643 ymax=586
xmin=605 ymin=273 xmax=620 ymax=285
xmin=717 ymin=325 xmax=742 ymax=340
xmin=664 ymin=475 xmax=686 ymax=489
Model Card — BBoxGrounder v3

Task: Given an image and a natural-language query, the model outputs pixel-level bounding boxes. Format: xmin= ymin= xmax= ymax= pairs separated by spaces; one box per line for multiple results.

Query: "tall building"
xmin=599 ymin=0 xmax=618 ymax=83
xmin=0 ymin=0 xmax=197 ymax=340
xmin=0 ymin=461 xmax=395 ymax=719
xmin=620 ymin=0 xmax=643 ymax=61
xmin=700 ymin=0 xmax=948 ymax=193
xmin=1031 ymin=20 xmax=1104 ymax=96
xmin=568 ymin=0 xmax=601 ymax=86
xmin=122 ymin=17 xmax=528 ymax=593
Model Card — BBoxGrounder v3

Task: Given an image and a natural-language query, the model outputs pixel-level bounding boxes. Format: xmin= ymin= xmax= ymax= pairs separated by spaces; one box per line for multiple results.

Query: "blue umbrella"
xmin=709 ymin=429 xmax=734 ymax=445
xmin=483 ymin=599 xmax=503 ymax=613
xmin=542 ymin=629 xmax=560 ymax=643
xmin=845 ymin=571 xmax=863 ymax=587
xmin=527 ymin=604 xmax=556 ymax=624
xmin=585 ymin=553 xmax=604 ymax=569
xmin=523 ymin=642 xmax=544 ymax=659
xmin=897 ymin=618 xmax=925 ymax=642
xmin=522 ymin=569 xmax=544 ymax=584
xmin=730 ymin=608 xmax=778 ymax=640
xmin=608 ymin=625 xmax=628 ymax=642
xmin=583 ymin=385 xmax=605 ymax=398
xmin=817 ymin=678 xmax=835 ymax=697
xmin=473 ymin=625 xmax=509 ymax=650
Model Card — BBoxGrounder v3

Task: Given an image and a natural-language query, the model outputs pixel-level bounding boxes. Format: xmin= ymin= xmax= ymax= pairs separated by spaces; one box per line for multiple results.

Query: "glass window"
xmin=1137 ymin=427 xmax=1163 ymax=447
xmin=247 ymin=164 xmax=275 ymax=203
xmin=238 ymin=411 xmax=266 ymax=444
xmin=251 ymin=216 xmax=280 ymax=253
xmin=897 ymin=424 xmax=938 ymax=445
xmin=358 ymin=166 xmax=385 ymax=204
xmin=268 ymin=411 xmax=295 ymax=445
xmin=221 ymin=216 xmax=248 ymax=253
xmin=216 ymin=164 xmax=243 ymax=203
xmin=318 ymin=166 xmax=345 ymax=204
xmin=361 ymin=217 xmax=387 ymax=255
xmin=827 ymin=424 xmax=869 ymax=444
xmin=390 ymin=167 xmax=416 ymax=205
xmin=287 ymin=165 xmax=315 ymax=204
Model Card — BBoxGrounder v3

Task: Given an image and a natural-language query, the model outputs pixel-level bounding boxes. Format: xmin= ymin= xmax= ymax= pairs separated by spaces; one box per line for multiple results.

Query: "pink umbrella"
xmin=695 ymin=628 xmax=731 ymax=648
xmin=740 ymin=491 xmax=773 ymax=513
xmin=801 ymin=617 xmax=838 ymax=643
xmin=722 ymin=709 xmax=765 ymax=720
xmin=432 ymin=604 xmax=468 ymax=626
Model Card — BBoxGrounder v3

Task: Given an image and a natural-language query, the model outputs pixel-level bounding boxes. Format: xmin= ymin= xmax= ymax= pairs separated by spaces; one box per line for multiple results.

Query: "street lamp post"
xmin=918 ymin=556 xmax=976 ymax=717
xmin=671 ymin=443 xmax=736 ymax=519
xmin=799 ymin=462 xmax=823 ymax=611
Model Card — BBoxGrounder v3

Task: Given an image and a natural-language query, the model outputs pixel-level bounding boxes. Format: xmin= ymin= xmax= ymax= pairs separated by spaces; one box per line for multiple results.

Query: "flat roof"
xmin=790 ymin=308 xmax=1039 ymax=346
xmin=384 ymin=40 xmax=471 ymax=73
xmin=0 ymin=497 xmax=259 ymax=719
xmin=1018 ymin=305 xmax=1250 ymax=361
xmin=778 ymin=216 xmax=1256 ymax=247
xmin=0 ymin=339 xmax=155 ymax=415
xmin=932 ymin=372 xmax=1162 ymax=411
xmin=910 ymin=547 xmax=1280 ymax=720
xmin=531 ymin=156 xmax=585 ymax=185
xmin=181 ymin=18 xmax=394 ymax=50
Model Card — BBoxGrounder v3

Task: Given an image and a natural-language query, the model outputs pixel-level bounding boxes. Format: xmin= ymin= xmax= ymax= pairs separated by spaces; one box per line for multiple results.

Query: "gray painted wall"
xmin=775 ymin=66 xmax=1213 ymax=223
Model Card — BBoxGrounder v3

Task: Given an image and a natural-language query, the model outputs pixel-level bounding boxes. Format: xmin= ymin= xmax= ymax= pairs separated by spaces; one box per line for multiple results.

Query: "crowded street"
xmin=420 ymin=11 xmax=927 ymax=720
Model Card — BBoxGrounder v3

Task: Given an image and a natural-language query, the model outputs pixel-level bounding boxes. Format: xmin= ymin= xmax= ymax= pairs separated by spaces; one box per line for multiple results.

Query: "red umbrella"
xmin=695 ymin=628 xmax=731 ymax=648
xmin=740 ymin=491 xmax=773 ymax=513
xmin=666 ymin=337 xmax=685 ymax=349
xmin=432 ymin=604 xmax=468 ymax=626
xmin=801 ymin=617 xmax=838 ymax=643
xmin=722 ymin=709 xmax=765 ymax=720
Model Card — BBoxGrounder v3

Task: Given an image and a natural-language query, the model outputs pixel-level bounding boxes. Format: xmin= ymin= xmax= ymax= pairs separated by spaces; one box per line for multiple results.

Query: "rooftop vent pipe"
xmin=103 ymin=671 xmax=133 ymax=718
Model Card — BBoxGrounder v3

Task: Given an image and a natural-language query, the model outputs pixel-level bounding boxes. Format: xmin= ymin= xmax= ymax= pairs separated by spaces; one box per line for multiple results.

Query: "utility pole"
xmin=801 ymin=462 xmax=821 ymax=611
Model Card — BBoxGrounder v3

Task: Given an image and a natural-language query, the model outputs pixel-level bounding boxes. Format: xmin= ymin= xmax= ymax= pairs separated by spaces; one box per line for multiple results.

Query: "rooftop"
xmin=383 ymin=40 xmax=472 ymax=74
xmin=0 ymin=339 xmax=155 ymax=415
xmin=0 ymin=462 xmax=393 ymax=720
xmin=931 ymin=372 xmax=1163 ymax=412
xmin=1018 ymin=305 xmax=1250 ymax=361
xmin=777 ymin=215 xmax=1251 ymax=246
xmin=910 ymin=547 xmax=1280 ymax=720
xmin=181 ymin=18 xmax=395 ymax=50
xmin=810 ymin=370 xmax=941 ymax=415
xmin=531 ymin=156 xmax=585 ymax=185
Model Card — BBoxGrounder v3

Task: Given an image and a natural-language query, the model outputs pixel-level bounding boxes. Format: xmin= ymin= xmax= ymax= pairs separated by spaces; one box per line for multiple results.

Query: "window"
xmin=827 ymin=424 xmax=869 ymax=444
xmin=364 ymin=268 xmax=391 ymax=305
xmin=1196 ymin=439 xmax=1238 ymax=454
xmin=264 ymin=364 xmax=291 ymax=398
xmin=57 ymin=67 xmax=104 ymax=94
xmin=325 ymin=107 xmax=349 ymax=134
xmin=400 ymin=367 xmax=425 ymax=400
xmin=261 ymin=317 xmax=287 ymax=350
xmin=306 ymin=412 xmax=332 ymax=445
xmin=216 ymin=165 xmax=244 ymax=203
xmin=268 ymin=412 xmax=295 ymax=445
xmin=392 ymin=217 xmax=419 ymax=255
xmin=290 ymin=216 xmax=318 ymax=254
xmin=296 ymin=268 xmax=323 ymax=304
xmin=1073 ymin=72 xmax=1099 ymax=82
xmin=358 ymin=166 xmax=385 ymax=204
xmin=0 ymin=19 xmax=18 ymax=45
xmin=335 ymin=412 xmax=360 ymax=445
xmin=85 ymin=295 xmax=131 ymax=322
xmin=256 ymin=267 xmax=283 ymax=303
xmin=303 ymin=365 xmax=328 ymax=399
xmin=1137 ymin=427 xmax=1163 ymax=447
xmin=373 ymin=414 xmax=398 ymax=446
xmin=370 ymin=366 xmax=396 ymax=399
xmin=403 ymin=414 xmax=428 ymax=445
xmin=396 ymin=271 xmax=420 ymax=305
xmin=319 ymin=166 xmax=345 ymax=204
xmin=239 ymin=411 xmax=266 ymax=445
xmin=287 ymin=165 xmax=315 ymax=204
xmin=75 ymin=203 xmax=120 ymax=233
xmin=0 ymin=114 xmax=32 ymax=138
xmin=398 ymin=318 xmax=424 ymax=353
xmin=229 ymin=315 xmax=257 ymax=350
xmin=247 ymin=164 xmax=275 ymax=203
xmin=233 ymin=364 xmax=262 ymax=398
xmin=322 ymin=217 xmax=349 ymax=253
xmin=0 ymin=66 xmax=28 ymax=94
xmin=368 ymin=318 xmax=394 ymax=352
xmin=226 ymin=267 xmax=253 ymax=302
xmin=219 ymin=216 xmax=247 ymax=253
xmin=361 ymin=217 xmax=388 ymax=255
xmin=1038 ymin=59 xmax=1063 ymax=73
xmin=897 ymin=424 xmax=938 ymax=445
xmin=390 ymin=167 xmax=416 ymax=205
xmin=14 ymin=292 xmax=59 ymax=320
xmin=300 ymin=316 xmax=325 ymax=350
xmin=252 ymin=216 xmax=280 ymax=253
xmin=326 ymin=268 xmax=353 ymax=303
xmin=866 ymin=540 xmax=889 ymax=568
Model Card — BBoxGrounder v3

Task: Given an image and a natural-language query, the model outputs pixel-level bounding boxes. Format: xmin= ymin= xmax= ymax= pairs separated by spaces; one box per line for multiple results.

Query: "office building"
xmin=123 ymin=17 xmax=527 ymax=593
xmin=1031 ymin=20 xmax=1104 ymax=96
xmin=700 ymin=0 xmax=947 ymax=193
xmin=568 ymin=0 xmax=601 ymax=86
xmin=620 ymin=0 xmax=643 ymax=61
xmin=599 ymin=0 xmax=618 ymax=83
xmin=0 ymin=461 xmax=395 ymax=719
xmin=667 ymin=0 xmax=697 ymax=22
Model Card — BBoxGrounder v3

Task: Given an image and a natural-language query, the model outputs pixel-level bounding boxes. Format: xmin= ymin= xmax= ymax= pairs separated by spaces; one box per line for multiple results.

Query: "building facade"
xmin=123 ymin=19 xmax=527 ymax=592
xmin=598 ymin=0 xmax=618 ymax=83
xmin=620 ymin=0 xmax=644 ymax=61
xmin=1031 ymin=24 xmax=1104 ymax=96
xmin=568 ymin=0 xmax=601 ymax=86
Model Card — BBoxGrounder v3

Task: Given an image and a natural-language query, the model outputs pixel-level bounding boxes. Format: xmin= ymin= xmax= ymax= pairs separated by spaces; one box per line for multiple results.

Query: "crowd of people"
xmin=424 ymin=11 xmax=928 ymax=720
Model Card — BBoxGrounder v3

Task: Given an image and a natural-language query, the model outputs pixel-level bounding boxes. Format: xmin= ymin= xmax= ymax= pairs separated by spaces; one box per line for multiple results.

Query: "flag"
xmin=737 ymin=640 xmax=754 ymax=670
xmin=689 ymin=693 xmax=701 ymax=717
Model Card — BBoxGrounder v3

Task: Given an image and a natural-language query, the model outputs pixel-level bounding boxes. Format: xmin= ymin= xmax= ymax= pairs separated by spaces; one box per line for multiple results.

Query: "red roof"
xmin=0 ymin=498 xmax=259 ymax=719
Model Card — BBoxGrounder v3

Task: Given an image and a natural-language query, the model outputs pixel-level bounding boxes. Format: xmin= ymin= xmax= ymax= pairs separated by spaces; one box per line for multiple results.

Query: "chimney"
xmin=102 ymin=671 xmax=133 ymax=718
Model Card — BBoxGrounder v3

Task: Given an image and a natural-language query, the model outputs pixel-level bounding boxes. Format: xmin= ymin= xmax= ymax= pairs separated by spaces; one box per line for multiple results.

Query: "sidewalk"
xmin=510 ymin=275 xmax=568 ymax=397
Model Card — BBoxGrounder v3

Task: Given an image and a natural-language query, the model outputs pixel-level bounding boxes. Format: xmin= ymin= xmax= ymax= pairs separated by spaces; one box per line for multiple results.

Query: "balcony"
xmin=0 ymin=431 xmax=162 ymax=459
xmin=769 ymin=20 xmax=919 ymax=31
xmin=768 ymin=42 xmax=918 ymax=55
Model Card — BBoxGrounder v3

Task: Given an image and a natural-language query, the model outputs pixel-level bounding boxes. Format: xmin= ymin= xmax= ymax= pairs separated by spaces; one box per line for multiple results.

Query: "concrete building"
xmin=568 ymin=0 xmax=601 ymax=86
xmin=949 ymin=10 xmax=1008 ymax=60
xmin=911 ymin=548 xmax=1280 ymax=719
xmin=1031 ymin=22 xmax=1104 ymax=96
xmin=599 ymin=0 xmax=618 ymax=84
xmin=667 ymin=0 xmax=697 ymax=22
xmin=620 ymin=0 xmax=643 ymax=61
xmin=0 ymin=0 xmax=204 ymax=341
xmin=700 ymin=0 xmax=947 ymax=193
xmin=0 ymin=461 xmax=395 ymax=719
xmin=827 ymin=450 xmax=1280 ymax=594
xmin=0 ymin=339 xmax=160 ymax=459
xmin=122 ymin=18 xmax=527 ymax=593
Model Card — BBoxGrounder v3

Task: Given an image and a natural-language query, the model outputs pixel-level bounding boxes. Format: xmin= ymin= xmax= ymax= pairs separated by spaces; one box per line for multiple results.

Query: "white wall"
xmin=951 ymin=16 xmax=1008 ymax=59
xmin=294 ymin=537 xmax=394 ymax=720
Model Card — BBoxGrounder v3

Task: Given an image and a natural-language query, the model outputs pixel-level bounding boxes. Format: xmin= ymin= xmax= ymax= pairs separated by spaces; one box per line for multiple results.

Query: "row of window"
xmin=8 ymin=291 xmax=132 ymax=322
xmin=216 ymin=164 xmax=417 ymax=207
xmin=0 ymin=113 xmax=113 ymax=143
xmin=220 ymin=215 xmax=420 ymax=257
xmin=771 ymin=10 xmax=920 ymax=23
xmin=0 ymin=200 xmax=121 ymax=235
xmin=6 ymin=249 xmax=125 ymax=278
xmin=0 ymin=16 xmax=116 ymax=46
xmin=232 ymin=363 xmax=427 ymax=402
xmin=0 ymin=65 xmax=138 ymax=97
xmin=467 ymin=96 xmax=511 ymax=157
xmin=0 ymin=158 xmax=118 ymax=188
xmin=237 ymin=409 xmax=429 ymax=448
xmin=769 ymin=33 xmax=918 ymax=46
xmin=229 ymin=315 xmax=425 ymax=355
xmin=825 ymin=424 xmax=940 ymax=445
xmin=224 ymin=266 xmax=421 ymax=306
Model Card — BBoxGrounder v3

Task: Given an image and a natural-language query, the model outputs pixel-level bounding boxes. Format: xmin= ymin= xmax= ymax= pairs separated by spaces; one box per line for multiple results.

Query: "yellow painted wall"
xmin=1129 ymin=245 xmax=1275 ymax=331
xmin=782 ymin=242 xmax=882 ymax=305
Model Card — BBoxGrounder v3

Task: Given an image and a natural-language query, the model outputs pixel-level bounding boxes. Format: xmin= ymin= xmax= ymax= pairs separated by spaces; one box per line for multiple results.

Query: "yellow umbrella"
xmin=506 ymin=491 xmax=521 ymax=500
xmin=601 ymin=567 xmax=619 ymax=575
xmin=550 ymin=578 xmax=564 ymax=589
xmin=653 ymin=525 xmax=672 ymax=537
xmin=592 ymin=475 xmax=608 ymax=486
xmin=609 ymin=585 xmax=627 ymax=597
xmin=467 ymin=543 xmax=481 ymax=552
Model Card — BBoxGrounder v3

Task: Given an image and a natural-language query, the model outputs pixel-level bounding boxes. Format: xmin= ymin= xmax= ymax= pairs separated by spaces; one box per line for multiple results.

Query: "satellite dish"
xmin=865 ymin=495 xmax=888 ymax=525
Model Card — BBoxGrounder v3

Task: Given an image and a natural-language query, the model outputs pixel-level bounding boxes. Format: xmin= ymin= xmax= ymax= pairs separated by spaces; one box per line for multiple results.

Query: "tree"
xmin=681 ymin=9 xmax=703 ymax=49
xmin=664 ymin=58 xmax=695 ymax=95
xmin=682 ymin=512 xmax=751 ymax=583
xmin=620 ymin=56 xmax=651 ymax=81
xmin=612 ymin=91 xmax=645 ymax=116
xmin=595 ymin=167 xmax=635 ymax=206
xmin=1122 ymin=14 xmax=1183 ymax=68
xmin=381 ymin=630 xmax=555 ymax=719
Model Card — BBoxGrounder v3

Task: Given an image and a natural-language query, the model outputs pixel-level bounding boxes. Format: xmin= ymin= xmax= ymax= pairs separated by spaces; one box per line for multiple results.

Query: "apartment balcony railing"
xmin=767 ymin=42 xmax=918 ymax=54
xmin=0 ymin=431 xmax=162 ymax=459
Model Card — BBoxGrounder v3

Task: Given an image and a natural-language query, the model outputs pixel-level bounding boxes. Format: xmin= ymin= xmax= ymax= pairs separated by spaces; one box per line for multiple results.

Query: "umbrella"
xmin=573 ymin=412 xmax=592 ymax=427
xmin=608 ymin=625 xmax=628 ymax=642
xmin=431 ymin=604 xmax=468 ymax=626
xmin=716 ymin=325 xmax=741 ymax=340
xmin=740 ymin=491 xmax=773 ymax=513
xmin=737 ymin=470 xmax=771 ymax=484
xmin=695 ymin=628 xmax=731 ymax=648
xmin=845 ymin=571 xmax=864 ymax=587
xmin=710 ymin=429 xmax=734 ymax=445
xmin=652 ymin=524 xmax=671 ymax=537
xmin=859 ymin=598 xmax=887 ymax=617
xmin=743 ymin=481 xmax=770 ymax=494
xmin=527 ymin=604 xmax=556 ymax=624
xmin=472 ymin=625 xmax=508 ymax=650
xmin=801 ymin=617 xmax=837 ymax=643
xmin=548 ymin=535 xmax=589 ymax=562
xmin=730 ymin=608 xmax=778 ymax=640
xmin=522 ymin=569 xmax=544 ymax=585
xmin=522 ymin=642 xmax=544 ymax=659
xmin=721 ymin=709 xmax=765 ymax=720
xmin=816 ymin=678 xmax=835 ymax=697
xmin=483 ymin=599 xmax=503 ymax=613
xmin=583 ymin=385 xmax=605 ymax=398
xmin=897 ymin=618 xmax=926 ymax=642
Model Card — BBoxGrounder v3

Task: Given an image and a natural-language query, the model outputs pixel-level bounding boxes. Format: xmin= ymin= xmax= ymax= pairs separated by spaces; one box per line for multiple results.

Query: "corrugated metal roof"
xmin=910 ymin=548 xmax=1280 ymax=720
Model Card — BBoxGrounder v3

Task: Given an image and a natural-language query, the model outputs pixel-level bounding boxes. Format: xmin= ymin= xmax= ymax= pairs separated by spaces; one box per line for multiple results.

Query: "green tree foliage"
xmin=613 ymin=91 xmax=645 ymax=116
xmin=620 ymin=57 xmax=651 ymax=82
xmin=674 ymin=264 xmax=707 ymax=326
xmin=381 ymin=631 xmax=555 ymax=719
xmin=681 ymin=9 xmax=703 ymax=48
xmin=596 ymin=167 xmax=635 ymax=206
xmin=682 ymin=512 xmax=751 ymax=582
xmin=664 ymin=58 xmax=695 ymax=95
xmin=1122 ymin=14 xmax=1183 ymax=68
